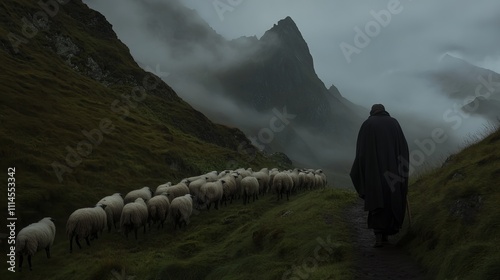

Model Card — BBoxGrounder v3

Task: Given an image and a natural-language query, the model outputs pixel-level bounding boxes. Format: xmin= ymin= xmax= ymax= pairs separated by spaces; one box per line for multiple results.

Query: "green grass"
xmin=0 ymin=2 xmax=358 ymax=279
xmin=400 ymin=128 xmax=500 ymax=279
xmin=9 ymin=189 xmax=356 ymax=280
xmin=0 ymin=0 xmax=290 ymax=225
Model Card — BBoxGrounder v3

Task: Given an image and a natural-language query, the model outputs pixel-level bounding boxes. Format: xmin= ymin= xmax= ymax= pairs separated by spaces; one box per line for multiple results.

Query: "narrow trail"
xmin=346 ymin=200 xmax=429 ymax=280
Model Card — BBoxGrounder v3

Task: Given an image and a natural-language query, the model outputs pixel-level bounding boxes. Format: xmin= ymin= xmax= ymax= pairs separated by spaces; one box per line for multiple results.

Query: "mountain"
xmin=0 ymin=0 xmax=289 ymax=228
xmin=217 ymin=16 xmax=363 ymax=133
xmin=81 ymin=0 xmax=364 ymax=178
xmin=432 ymin=54 xmax=500 ymax=121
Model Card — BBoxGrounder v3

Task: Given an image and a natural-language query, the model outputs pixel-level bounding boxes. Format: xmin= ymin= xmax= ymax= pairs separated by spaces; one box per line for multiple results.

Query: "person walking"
xmin=350 ymin=104 xmax=410 ymax=247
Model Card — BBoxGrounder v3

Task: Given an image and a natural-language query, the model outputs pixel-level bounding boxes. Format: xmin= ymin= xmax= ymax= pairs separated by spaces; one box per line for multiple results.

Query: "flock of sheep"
xmin=15 ymin=167 xmax=328 ymax=271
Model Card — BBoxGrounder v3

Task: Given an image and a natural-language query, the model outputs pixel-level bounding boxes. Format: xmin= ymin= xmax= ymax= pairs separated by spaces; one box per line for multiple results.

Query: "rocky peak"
xmin=260 ymin=16 xmax=315 ymax=71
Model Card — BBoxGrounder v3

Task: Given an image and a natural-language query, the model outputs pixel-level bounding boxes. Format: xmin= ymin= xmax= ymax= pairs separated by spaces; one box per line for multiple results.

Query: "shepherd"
xmin=350 ymin=104 xmax=410 ymax=247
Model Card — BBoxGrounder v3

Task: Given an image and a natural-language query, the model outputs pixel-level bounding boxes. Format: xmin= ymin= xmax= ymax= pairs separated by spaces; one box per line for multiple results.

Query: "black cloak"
xmin=350 ymin=110 xmax=410 ymax=229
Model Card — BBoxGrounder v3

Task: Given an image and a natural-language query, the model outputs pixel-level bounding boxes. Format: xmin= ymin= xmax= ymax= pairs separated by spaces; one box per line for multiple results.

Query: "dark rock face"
xmin=219 ymin=17 xmax=329 ymax=126
xmin=218 ymin=16 xmax=363 ymax=136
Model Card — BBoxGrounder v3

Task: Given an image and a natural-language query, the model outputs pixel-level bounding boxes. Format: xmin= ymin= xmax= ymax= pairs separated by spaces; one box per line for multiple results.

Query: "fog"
xmin=83 ymin=0 xmax=500 ymax=181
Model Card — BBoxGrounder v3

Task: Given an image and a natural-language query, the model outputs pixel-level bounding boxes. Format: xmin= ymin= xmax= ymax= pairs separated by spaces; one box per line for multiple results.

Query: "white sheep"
xmin=16 ymin=217 xmax=56 ymax=271
xmin=217 ymin=170 xmax=231 ymax=178
xmin=186 ymin=177 xmax=208 ymax=198
xmin=147 ymin=194 xmax=170 ymax=230
xmin=231 ymin=172 xmax=243 ymax=199
xmin=97 ymin=193 xmax=124 ymax=232
xmin=165 ymin=183 xmax=190 ymax=200
xmin=120 ymin=198 xmax=148 ymax=240
xmin=237 ymin=168 xmax=252 ymax=178
xmin=305 ymin=172 xmax=316 ymax=190
xmin=241 ymin=176 xmax=259 ymax=205
xmin=316 ymin=169 xmax=328 ymax=188
xmin=154 ymin=182 xmax=172 ymax=196
xmin=272 ymin=172 xmax=294 ymax=201
xmin=199 ymin=179 xmax=224 ymax=210
xmin=253 ymin=169 xmax=270 ymax=195
xmin=169 ymin=194 xmax=194 ymax=229
xmin=124 ymin=186 xmax=153 ymax=204
xmin=204 ymin=170 xmax=219 ymax=182
xmin=269 ymin=169 xmax=280 ymax=189
xmin=221 ymin=175 xmax=237 ymax=206
xmin=289 ymin=169 xmax=300 ymax=193
xmin=66 ymin=204 xmax=107 ymax=253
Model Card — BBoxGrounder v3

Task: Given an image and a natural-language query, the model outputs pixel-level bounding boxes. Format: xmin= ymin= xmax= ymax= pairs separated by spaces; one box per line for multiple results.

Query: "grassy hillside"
xmin=0 ymin=0 xmax=291 ymax=263
xmin=9 ymin=189 xmax=356 ymax=280
xmin=401 ymin=127 xmax=500 ymax=279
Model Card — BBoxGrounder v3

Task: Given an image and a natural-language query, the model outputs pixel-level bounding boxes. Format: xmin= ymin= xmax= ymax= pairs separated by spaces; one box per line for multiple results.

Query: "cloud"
xmin=83 ymin=0 xmax=500 ymax=177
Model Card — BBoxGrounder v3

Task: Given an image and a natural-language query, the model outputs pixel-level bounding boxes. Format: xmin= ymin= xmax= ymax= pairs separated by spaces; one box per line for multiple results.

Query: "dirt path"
xmin=346 ymin=200 xmax=429 ymax=280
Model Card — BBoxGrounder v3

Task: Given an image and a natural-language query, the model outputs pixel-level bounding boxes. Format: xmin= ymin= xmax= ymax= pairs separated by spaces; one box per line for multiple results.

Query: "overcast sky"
xmin=180 ymin=0 xmax=500 ymax=107
xmin=82 ymin=0 xmax=500 ymax=174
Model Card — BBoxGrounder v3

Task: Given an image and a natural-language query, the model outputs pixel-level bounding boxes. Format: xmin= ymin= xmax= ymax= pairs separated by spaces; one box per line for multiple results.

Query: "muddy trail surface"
xmin=346 ymin=200 xmax=430 ymax=280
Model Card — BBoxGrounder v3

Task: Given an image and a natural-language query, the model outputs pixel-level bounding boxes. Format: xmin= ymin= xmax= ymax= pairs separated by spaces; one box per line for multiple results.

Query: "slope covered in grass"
xmin=0 ymin=0 xmax=291 ymax=267
xmin=9 ymin=189 xmax=356 ymax=280
xmin=401 ymin=128 xmax=500 ymax=279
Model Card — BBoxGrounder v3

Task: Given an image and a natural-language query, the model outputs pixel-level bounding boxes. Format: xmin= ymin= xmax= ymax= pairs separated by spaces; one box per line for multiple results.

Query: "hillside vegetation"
xmin=402 ymin=127 xmax=500 ymax=279
xmin=0 ymin=0 xmax=291 ymax=229
xmin=8 ymin=188 xmax=356 ymax=280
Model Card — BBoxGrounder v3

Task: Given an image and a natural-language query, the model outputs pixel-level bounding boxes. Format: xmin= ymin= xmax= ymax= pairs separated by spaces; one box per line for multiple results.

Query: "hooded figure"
xmin=350 ymin=104 xmax=410 ymax=247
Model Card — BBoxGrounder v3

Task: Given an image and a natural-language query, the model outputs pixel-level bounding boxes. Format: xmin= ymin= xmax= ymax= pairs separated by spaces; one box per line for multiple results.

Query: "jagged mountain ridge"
xmin=82 ymin=0 xmax=364 ymax=177
xmin=217 ymin=16 xmax=363 ymax=132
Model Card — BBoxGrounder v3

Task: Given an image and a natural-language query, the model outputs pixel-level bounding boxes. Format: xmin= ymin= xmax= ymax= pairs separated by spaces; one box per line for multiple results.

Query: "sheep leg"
xmin=18 ymin=254 xmax=23 ymax=272
xmin=286 ymin=191 xmax=290 ymax=201
xmin=76 ymin=235 xmax=83 ymax=249
xmin=45 ymin=246 xmax=51 ymax=258
xmin=143 ymin=224 xmax=146 ymax=234
xmin=85 ymin=236 xmax=91 ymax=247
xmin=206 ymin=202 xmax=211 ymax=211
xmin=215 ymin=200 xmax=219 ymax=210
xmin=27 ymin=255 xmax=33 ymax=271
xmin=134 ymin=228 xmax=138 ymax=240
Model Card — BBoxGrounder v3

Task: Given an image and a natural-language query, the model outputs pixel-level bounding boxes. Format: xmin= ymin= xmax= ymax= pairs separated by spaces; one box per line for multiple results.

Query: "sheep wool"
xmin=187 ymin=177 xmax=207 ymax=198
xmin=165 ymin=183 xmax=190 ymax=200
xmin=241 ymin=176 xmax=259 ymax=205
xmin=272 ymin=172 xmax=294 ymax=201
xmin=98 ymin=193 xmax=124 ymax=232
xmin=66 ymin=204 xmax=107 ymax=253
xmin=147 ymin=194 xmax=170 ymax=230
xmin=154 ymin=182 xmax=172 ymax=196
xmin=124 ymin=186 xmax=153 ymax=204
xmin=252 ymin=170 xmax=270 ymax=195
xmin=169 ymin=194 xmax=193 ymax=229
xmin=199 ymin=179 xmax=224 ymax=210
xmin=120 ymin=197 xmax=149 ymax=240
xmin=16 ymin=217 xmax=56 ymax=271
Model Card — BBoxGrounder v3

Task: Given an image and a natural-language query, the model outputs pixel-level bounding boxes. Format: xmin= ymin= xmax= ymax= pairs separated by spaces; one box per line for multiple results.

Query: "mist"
xmin=83 ymin=0 xmax=500 ymax=181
